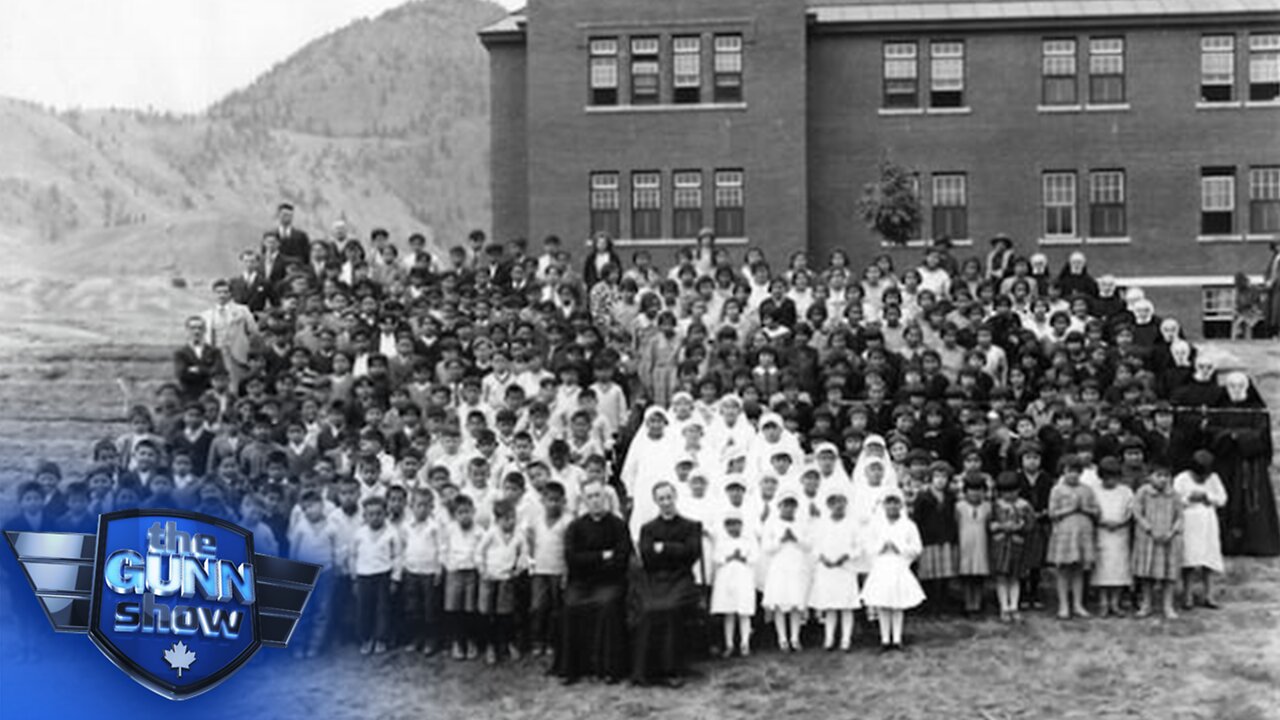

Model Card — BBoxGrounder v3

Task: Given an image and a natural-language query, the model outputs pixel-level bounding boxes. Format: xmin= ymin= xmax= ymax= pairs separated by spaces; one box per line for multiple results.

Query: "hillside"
xmin=0 ymin=0 xmax=506 ymax=283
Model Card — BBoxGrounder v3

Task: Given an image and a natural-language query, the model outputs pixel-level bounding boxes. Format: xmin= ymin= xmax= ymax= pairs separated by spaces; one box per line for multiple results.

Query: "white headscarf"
xmin=1225 ymin=371 xmax=1251 ymax=403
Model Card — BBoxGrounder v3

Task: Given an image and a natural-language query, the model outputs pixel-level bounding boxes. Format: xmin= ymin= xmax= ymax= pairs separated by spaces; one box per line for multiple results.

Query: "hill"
xmin=0 ymin=0 xmax=506 ymax=282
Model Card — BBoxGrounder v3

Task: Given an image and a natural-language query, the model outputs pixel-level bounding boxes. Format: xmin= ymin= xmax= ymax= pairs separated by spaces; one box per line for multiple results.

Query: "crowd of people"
xmin=6 ymin=202 xmax=1279 ymax=688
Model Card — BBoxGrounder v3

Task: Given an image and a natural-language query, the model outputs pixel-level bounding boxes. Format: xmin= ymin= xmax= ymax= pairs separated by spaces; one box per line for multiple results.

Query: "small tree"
xmin=858 ymin=159 xmax=922 ymax=245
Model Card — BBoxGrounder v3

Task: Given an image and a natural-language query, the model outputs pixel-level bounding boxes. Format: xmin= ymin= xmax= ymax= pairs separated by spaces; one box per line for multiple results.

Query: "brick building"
xmin=481 ymin=0 xmax=1280 ymax=336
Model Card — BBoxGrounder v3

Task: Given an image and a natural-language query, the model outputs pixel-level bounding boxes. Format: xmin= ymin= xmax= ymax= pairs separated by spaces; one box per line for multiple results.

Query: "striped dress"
xmin=1046 ymin=482 xmax=1100 ymax=568
xmin=1131 ymin=484 xmax=1184 ymax=581
xmin=989 ymin=497 xmax=1035 ymax=578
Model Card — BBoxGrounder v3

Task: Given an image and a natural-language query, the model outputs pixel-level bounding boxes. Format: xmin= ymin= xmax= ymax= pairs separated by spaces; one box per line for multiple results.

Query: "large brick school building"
xmin=480 ymin=0 xmax=1280 ymax=336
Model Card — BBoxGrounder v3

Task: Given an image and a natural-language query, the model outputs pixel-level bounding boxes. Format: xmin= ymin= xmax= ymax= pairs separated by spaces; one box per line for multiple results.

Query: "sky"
xmin=0 ymin=0 xmax=522 ymax=113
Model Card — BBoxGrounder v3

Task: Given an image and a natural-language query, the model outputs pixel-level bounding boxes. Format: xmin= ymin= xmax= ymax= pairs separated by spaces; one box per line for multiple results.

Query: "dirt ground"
xmin=0 ymin=337 xmax=1277 ymax=719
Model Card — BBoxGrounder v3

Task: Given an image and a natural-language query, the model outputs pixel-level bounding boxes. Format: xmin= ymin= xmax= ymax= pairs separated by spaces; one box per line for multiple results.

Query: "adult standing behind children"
xmin=201 ymin=279 xmax=259 ymax=393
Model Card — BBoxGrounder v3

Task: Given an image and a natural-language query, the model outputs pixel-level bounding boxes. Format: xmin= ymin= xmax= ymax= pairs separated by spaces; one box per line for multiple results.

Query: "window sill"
xmin=879 ymin=238 xmax=975 ymax=248
xmin=1037 ymin=104 xmax=1082 ymax=113
xmin=1085 ymin=236 xmax=1131 ymax=245
xmin=584 ymin=102 xmax=747 ymax=114
xmin=1038 ymin=236 xmax=1083 ymax=245
xmin=1245 ymin=99 xmax=1280 ymax=109
xmin=878 ymin=107 xmax=925 ymax=116
xmin=1196 ymin=100 xmax=1242 ymax=110
xmin=1196 ymin=234 xmax=1245 ymax=243
xmin=926 ymin=106 xmax=972 ymax=115
xmin=1084 ymin=103 xmax=1130 ymax=112
xmin=1245 ymin=233 xmax=1280 ymax=242
xmin=613 ymin=236 xmax=749 ymax=247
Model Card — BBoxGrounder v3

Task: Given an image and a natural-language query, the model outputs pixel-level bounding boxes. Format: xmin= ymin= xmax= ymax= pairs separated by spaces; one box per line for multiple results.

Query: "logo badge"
xmin=7 ymin=509 xmax=321 ymax=700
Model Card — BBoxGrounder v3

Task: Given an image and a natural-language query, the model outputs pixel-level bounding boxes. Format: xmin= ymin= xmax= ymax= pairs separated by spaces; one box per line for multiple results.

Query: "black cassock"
xmin=1210 ymin=395 xmax=1279 ymax=557
xmin=556 ymin=512 xmax=632 ymax=681
xmin=630 ymin=514 xmax=702 ymax=684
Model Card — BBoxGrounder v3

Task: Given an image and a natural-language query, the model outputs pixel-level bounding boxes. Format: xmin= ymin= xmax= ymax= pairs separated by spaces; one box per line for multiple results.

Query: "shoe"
xmin=721 ymin=647 xmax=736 ymax=659
xmin=373 ymin=642 xmax=387 ymax=655
xmin=791 ymin=639 xmax=802 ymax=652
xmin=1073 ymin=607 xmax=1091 ymax=619
xmin=485 ymin=647 xmax=497 ymax=665
xmin=823 ymin=642 xmax=835 ymax=652
xmin=531 ymin=644 xmax=545 ymax=657
xmin=421 ymin=643 xmax=438 ymax=657
xmin=1057 ymin=610 xmax=1070 ymax=620
xmin=663 ymin=677 xmax=686 ymax=689
xmin=778 ymin=641 xmax=791 ymax=653
xmin=740 ymin=646 xmax=751 ymax=658
xmin=1163 ymin=608 xmax=1179 ymax=620
xmin=507 ymin=643 xmax=522 ymax=661
xmin=603 ymin=676 xmax=621 ymax=685
xmin=840 ymin=642 xmax=852 ymax=653
xmin=451 ymin=643 xmax=465 ymax=660
xmin=359 ymin=640 xmax=374 ymax=656
xmin=560 ymin=676 xmax=579 ymax=686
xmin=879 ymin=643 xmax=893 ymax=653
xmin=403 ymin=644 xmax=419 ymax=654
xmin=466 ymin=642 xmax=479 ymax=661
xmin=1134 ymin=606 xmax=1152 ymax=619
xmin=1202 ymin=599 xmax=1221 ymax=610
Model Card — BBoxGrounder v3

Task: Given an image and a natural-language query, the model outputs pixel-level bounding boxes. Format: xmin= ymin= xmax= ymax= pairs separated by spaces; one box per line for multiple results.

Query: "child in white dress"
xmin=808 ymin=492 xmax=861 ymax=651
xmin=860 ymin=489 xmax=924 ymax=650
xmin=710 ymin=510 xmax=759 ymax=657
xmin=1175 ymin=450 xmax=1228 ymax=609
xmin=762 ymin=490 xmax=811 ymax=652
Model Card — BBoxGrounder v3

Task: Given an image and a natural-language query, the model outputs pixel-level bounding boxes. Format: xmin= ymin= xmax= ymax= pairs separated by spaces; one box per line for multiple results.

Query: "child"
xmin=56 ymin=482 xmax=96 ymax=534
xmin=808 ymin=492 xmax=861 ymax=652
xmin=475 ymin=499 xmax=527 ymax=665
xmin=8 ymin=482 xmax=48 ymax=532
xmin=441 ymin=495 xmax=483 ymax=660
xmin=1132 ymin=466 xmax=1184 ymax=619
xmin=859 ymin=489 xmax=924 ymax=650
xmin=1175 ymin=450 xmax=1227 ymax=609
xmin=710 ymin=510 xmax=758 ymax=657
xmin=527 ymin=482 xmax=570 ymax=657
xmin=239 ymin=494 xmax=279 ymax=555
xmin=288 ymin=490 xmax=342 ymax=658
xmin=1092 ymin=458 xmax=1134 ymax=616
xmin=349 ymin=496 xmax=402 ymax=655
xmin=988 ymin=473 xmax=1034 ymax=622
xmin=402 ymin=490 xmax=442 ymax=655
xmin=955 ymin=473 xmax=991 ymax=616
xmin=1046 ymin=456 xmax=1100 ymax=619
xmin=761 ymin=491 xmax=810 ymax=652
xmin=912 ymin=461 xmax=958 ymax=611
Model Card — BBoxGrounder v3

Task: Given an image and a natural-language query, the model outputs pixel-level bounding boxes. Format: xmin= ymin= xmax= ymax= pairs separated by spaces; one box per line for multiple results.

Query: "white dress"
xmin=761 ymin=517 xmax=812 ymax=611
xmin=1092 ymin=484 xmax=1134 ymax=587
xmin=807 ymin=517 xmax=862 ymax=610
xmin=860 ymin=515 xmax=925 ymax=610
xmin=710 ymin=533 xmax=759 ymax=616
xmin=1174 ymin=471 xmax=1227 ymax=573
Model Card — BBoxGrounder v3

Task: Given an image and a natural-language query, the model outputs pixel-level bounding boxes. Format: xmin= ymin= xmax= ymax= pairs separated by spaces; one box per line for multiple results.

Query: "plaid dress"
xmin=1131 ymin=484 xmax=1184 ymax=581
xmin=1046 ymin=482 xmax=1099 ymax=568
xmin=989 ymin=498 xmax=1034 ymax=578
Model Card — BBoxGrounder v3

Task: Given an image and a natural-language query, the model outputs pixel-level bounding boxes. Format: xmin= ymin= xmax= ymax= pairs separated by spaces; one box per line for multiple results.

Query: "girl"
xmin=808 ymin=492 xmax=860 ymax=652
xmin=710 ymin=511 xmax=759 ymax=657
xmin=988 ymin=473 xmax=1034 ymax=622
xmin=640 ymin=311 xmax=681 ymax=407
xmin=912 ymin=461 xmax=958 ymax=612
xmin=1046 ymin=456 xmax=1100 ymax=619
xmin=1132 ymin=466 xmax=1184 ymax=619
xmin=761 ymin=491 xmax=811 ymax=652
xmin=859 ymin=489 xmax=924 ymax=651
xmin=955 ymin=474 xmax=991 ymax=615
xmin=1175 ymin=450 xmax=1226 ymax=609
xmin=1092 ymin=459 xmax=1134 ymax=616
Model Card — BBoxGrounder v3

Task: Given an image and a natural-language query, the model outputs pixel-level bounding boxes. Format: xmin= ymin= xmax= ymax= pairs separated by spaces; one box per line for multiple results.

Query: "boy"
xmin=239 ymin=494 xmax=279 ymax=555
xmin=57 ymin=482 xmax=95 ymax=534
xmin=402 ymin=490 xmax=443 ymax=655
xmin=289 ymin=490 xmax=342 ymax=658
xmin=350 ymin=496 xmax=402 ymax=655
xmin=441 ymin=495 xmax=483 ymax=660
xmin=526 ymin=481 xmax=570 ymax=656
xmin=476 ymin=500 xmax=528 ymax=665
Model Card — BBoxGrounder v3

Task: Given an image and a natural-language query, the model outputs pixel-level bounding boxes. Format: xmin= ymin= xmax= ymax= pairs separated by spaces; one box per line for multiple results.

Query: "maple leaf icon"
xmin=163 ymin=641 xmax=197 ymax=678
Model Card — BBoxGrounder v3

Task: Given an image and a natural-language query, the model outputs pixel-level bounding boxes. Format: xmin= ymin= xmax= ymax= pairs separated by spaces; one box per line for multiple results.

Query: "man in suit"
xmin=260 ymin=232 xmax=289 ymax=287
xmin=174 ymin=315 xmax=226 ymax=403
xmin=202 ymin=279 xmax=260 ymax=394
xmin=276 ymin=203 xmax=310 ymax=262
xmin=229 ymin=248 xmax=274 ymax=313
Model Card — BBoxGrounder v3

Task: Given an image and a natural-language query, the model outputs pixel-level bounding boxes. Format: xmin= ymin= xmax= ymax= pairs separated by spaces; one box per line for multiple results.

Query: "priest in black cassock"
xmin=556 ymin=480 xmax=632 ymax=685
xmin=630 ymin=481 xmax=702 ymax=688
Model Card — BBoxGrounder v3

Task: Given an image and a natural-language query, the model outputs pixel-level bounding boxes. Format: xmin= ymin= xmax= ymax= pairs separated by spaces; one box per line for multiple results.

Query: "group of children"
xmin=4 ymin=219 xmax=1265 ymax=670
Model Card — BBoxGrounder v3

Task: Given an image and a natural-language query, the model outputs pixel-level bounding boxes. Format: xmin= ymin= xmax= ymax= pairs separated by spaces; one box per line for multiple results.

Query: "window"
xmin=632 ymin=171 xmax=662 ymax=239
xmin=630 ymin=37 xmax=660 ymax=105
xmin=714 ymin=170 xmax=745 ymax=238
xmin=931 ymin=174 xmax=967 ymax=240
xmin=1201 ymin=35 xmax=1236 ymax=102
xmin=589 ymin=38 xmax=619 ymax=106
xmin=1089 ymin=170 xmax=1126 ymax=238
xmin=713 ymin=34 xmax=743 ymax=103
xmin=672 ymin=171 xmax=703 ymax=238
xmin=1043 ymin=39 xmax=1078 ymax=105
xmin=1201 ymin=287 xmax=1237 ymax=338
xmin=1201 ymin=167 xmax=1236 ymax=235
xmin=883 ymin=42 xmax=919 ymax=108
xmin=1089 ymin=37 xmax=1125 ymax=104
xmin=589 ymin=172 xmax=620 ymax=237
xmin=673 ymin=36 xmax=701 ymax=104
xmin=1249 ymin=33 xmax=1280 ymax=102
xmin=1043 ymin=172 xmax=1077 ymax=239
xmin=930 ymin=41 xmax=965 ymax=108
xmin=1250 ymin=166 xmax=1280 ymax=234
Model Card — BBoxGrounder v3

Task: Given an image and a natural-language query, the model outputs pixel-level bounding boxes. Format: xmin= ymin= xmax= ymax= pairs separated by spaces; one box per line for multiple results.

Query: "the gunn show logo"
xmin=7 ymin=509 xmax=321 ymax=700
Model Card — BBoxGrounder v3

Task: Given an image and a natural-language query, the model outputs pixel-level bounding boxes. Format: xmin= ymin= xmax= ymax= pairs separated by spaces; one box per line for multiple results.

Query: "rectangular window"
xmin=930 ymin=41 xmax=965 ymax=108
xmin=1202 ymin=35 xmax=1236 ymax=103
xmin=1249 ymin=33 xmax=1280 ymax=102
xmin=713 ymin=34 xmax=743 ymax=103
xmin=1201 ymin=167 xmax=1236 ymax=235
xmin=589 ymin=172 xmax=620 ymax=238
xmin=672 ymin=36 xmax=701 ymax=104
xmin=672 ymin=171 xmax=704 ymax=239
xmin=632 ymin=171 xmax=662 ymax=239
xmin=1202 ymin=287 xmax=1237 ymax=339
xmin=1043 ymin=172 xmax=1078 ymax=239
xmin=883 ymin=41 xmax=919 ymax=108
xmin=1089 ymin=170 xmax=1126 ymax=238
xmin=1043 ymin=39 xmax=1078 ymax=106
xmin=714 ymin=170 xmax=745 ymax=238
xmin=1089 ymin=37 xmax=1125 ymax=104
xmin=1250 ymin=166 xmax=1280 ymax=234
xmin=931 ymin=174 xmax=967 ymax=240
xmin=589 ymin=38 xmax=619 ymax=106
xmin=630 ymin=37 xmax=660 ymax=105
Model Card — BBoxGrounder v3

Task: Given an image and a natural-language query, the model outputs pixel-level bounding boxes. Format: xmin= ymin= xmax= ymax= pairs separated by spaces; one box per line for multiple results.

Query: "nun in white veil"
xmin=850 ymin=434 xmax=901 ymax=493
xmin=621 ymin=406 xmax=681 ymax=540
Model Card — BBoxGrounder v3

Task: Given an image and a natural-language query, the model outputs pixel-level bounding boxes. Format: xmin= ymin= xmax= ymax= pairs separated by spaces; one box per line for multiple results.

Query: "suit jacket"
xmin=173 ymin=343 xmax=226 ymax=402
xmin=261 ymin=253 xmax=289 ymax=287
xmin=202 ymin=302 xmax=259 ymax=366
xmin=277 ymin=227 xmax=310 ymax=262
xmin=229 ymin=272 xmax=274 ymax=313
